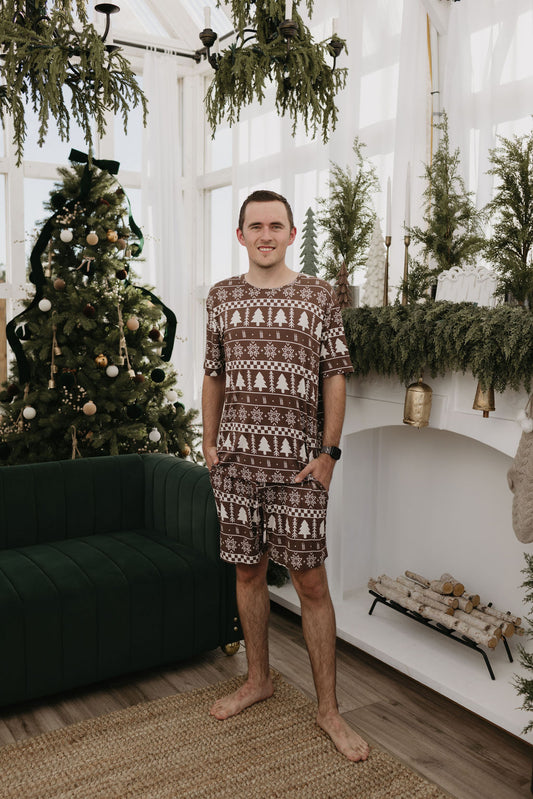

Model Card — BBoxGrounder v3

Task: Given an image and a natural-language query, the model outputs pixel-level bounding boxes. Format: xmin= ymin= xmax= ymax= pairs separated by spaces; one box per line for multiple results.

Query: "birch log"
xmin=470 ymin=609 xmax=514 ymax=638
xmin=440 ymin=573 xmax=465 ymax=597
xmin=456 ymin=597 xmax=473 ymax=613
xmin=462 ymin=590 xmax=480 ymax=608
xmin=404 ymin=571 xmax=431 ymax=588
xmin=476 ymin=604 xmax=521 ymax=627
xmin=396 ymin=577 xmax=458 ymax=607
xmin=429 ymin=578 xmax=454 ymax=595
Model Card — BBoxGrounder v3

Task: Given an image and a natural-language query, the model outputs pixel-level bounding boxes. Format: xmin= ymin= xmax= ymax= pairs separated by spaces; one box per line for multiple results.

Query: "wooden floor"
xmin=0 ymin=604 xmax=532 ymax=798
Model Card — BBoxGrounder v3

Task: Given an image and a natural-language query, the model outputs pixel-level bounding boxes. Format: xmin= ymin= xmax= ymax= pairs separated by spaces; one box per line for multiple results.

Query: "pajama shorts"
xmin=209 ymin=465 xmax=329 ymax=572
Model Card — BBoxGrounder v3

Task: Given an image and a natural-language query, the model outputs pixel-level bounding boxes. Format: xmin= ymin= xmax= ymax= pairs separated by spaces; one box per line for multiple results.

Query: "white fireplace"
xmin=269 ymin=371 xmax=533 ymax=742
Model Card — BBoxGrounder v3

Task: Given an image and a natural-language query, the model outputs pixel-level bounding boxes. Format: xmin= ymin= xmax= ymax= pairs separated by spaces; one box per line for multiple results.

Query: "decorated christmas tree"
xmin=0 ymin=151 xmax=198 ymax=464
xmin=299 ymin=207 xmax=318 ymax=276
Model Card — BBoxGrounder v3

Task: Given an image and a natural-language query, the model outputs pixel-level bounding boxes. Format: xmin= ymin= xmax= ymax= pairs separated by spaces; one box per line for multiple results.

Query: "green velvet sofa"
xmin=0 ymin=453 xmax=241 ymax=707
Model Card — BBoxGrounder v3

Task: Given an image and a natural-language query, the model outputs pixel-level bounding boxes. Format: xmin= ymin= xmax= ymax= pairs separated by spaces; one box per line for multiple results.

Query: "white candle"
xmin=405 ymin=164 xmax=411 ymax=228
xmin=286 ymin=0 xmax=293 ymax=20
xmin=204 ymin=6 xmax=211 ymax=28
xmin=332 ymin=17 xmax=338 ymax=36
xmin=386 ymin=177 xmax=392 ymax=237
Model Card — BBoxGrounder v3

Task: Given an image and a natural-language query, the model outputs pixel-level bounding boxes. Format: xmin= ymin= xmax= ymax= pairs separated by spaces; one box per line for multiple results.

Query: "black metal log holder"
xmin=368 ymin=589 xmax=513 ymax=680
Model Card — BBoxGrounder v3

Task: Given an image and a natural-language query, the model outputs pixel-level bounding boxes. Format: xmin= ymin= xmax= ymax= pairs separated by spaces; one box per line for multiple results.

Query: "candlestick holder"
xmin=402 ymin=234 xmax=411 ymax=305
xmin=383 ymin=235 xmax=391 ymax=306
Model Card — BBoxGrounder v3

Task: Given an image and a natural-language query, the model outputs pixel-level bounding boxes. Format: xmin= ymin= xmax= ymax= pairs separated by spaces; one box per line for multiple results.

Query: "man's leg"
xmin=290 ymin=565 xmax=370 ymax=762
xmin=210 ymin=552 xmax=274 ymax=719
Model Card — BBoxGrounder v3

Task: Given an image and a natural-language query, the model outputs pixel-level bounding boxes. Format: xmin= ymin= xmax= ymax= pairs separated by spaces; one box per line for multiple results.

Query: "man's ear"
xmin=236 ymin=227 xmax=245 ymax=246
xmin=289 ymin=227 xmax=297 ymax=244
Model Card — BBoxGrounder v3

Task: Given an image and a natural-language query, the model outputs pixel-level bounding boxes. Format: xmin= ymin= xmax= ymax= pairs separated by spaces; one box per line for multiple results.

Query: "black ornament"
xmin=175 ymin=401 xmax=185 ymax=411
xmin=126 ymin=403 xmax=143 ymax=420
xmin=51 ymin=192 xmax=67 ymax=210
xmin=60 ymin=371 xmax=76 ymax=389
xmin=150 ymin=368 xmax=165 ymax=383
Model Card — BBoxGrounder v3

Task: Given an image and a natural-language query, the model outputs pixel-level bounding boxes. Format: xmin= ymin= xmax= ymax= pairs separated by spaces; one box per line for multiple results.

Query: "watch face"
xmin=323 ymin=446 xmax=341 ymax=460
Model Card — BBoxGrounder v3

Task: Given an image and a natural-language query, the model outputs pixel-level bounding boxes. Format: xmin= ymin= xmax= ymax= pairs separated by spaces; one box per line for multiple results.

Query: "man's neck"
xmin=244 ymin=265 xmax=298 ymax=289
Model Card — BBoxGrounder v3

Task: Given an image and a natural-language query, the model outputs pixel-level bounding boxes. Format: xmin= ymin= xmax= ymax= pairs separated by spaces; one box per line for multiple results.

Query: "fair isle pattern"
xmin=211 ymin=466 xmax=328 ymax=570
xmin=204 ymin=273 xmax=354 ymax=484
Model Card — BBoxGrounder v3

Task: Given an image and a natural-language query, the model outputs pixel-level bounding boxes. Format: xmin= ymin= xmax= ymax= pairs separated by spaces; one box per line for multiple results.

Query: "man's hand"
xmin=203 ymin=445 xmax=220 ymax=471
xmin=294 ymin=453 xmax=336 ymax=491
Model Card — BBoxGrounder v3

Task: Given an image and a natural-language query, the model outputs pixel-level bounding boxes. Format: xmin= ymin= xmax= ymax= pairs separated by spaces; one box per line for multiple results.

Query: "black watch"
xmin=321 ymin=446 xmax=341 ymax=461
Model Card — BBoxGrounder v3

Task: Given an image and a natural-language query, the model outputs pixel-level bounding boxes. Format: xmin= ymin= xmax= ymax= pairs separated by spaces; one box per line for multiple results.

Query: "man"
xmin=202 ymin=189 xmax=369 ymax=762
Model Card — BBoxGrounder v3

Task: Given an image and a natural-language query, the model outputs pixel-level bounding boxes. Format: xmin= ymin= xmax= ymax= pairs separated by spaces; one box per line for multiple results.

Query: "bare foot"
xmin=210 ymin=677 xmax=274 ymax=720
xmin=317 ymin=710 xmax=370 ymax=762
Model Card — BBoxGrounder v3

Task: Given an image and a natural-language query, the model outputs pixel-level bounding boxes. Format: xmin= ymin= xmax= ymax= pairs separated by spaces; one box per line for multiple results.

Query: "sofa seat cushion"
xmin=0 ymin=531 xmax=222 ymax=706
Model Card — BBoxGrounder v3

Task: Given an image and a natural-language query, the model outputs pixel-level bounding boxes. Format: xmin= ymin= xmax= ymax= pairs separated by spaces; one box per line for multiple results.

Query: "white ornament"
xmin=165 ymin=390 xmax=178 ymax=403
xmin=60 ymin=229 xmax=73 ymax=243
xmin=82 ymin=401 xmax=97 ymax=416
xmin=106 ymin=364 xmax=119 ymax=378
xmin=149 ymin=428 xmax=161 ymax=442
xmin=126 ymin=317 xmax=140 ymax=331
xmin=521 ymin=417 xmax=533 ymax=433
xmin=22 ymin=406 xmax=36 ymax=420
xmin=38 ymin=298 xmax=52 ymax=312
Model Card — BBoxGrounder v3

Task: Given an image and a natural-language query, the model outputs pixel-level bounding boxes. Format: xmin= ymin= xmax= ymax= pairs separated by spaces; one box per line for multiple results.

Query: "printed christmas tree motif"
xmin=0 ymin=159 xmax=197 ymax=464
xmin=319 ymin=520 xmax=325 ymax=537
xmin=268 ymin=514 xmax=277 ymax=532
xmin=254 ymin=372 xmax=267 ymax=392
xmin=314 ymin=320 xmax=322 ymax=340
xmin=320 ymin=344 xmax=329 ymax=359
xmin=252 ymin=507 xmax=261 ymax=524
xmin=297 ymin=311 xmax=310 ymax=331
xmin=300 ymin=207 xmax=319 ymax=276
xmin=222 ymin=434 xmax=232 ymax=448
xmin=235 ymin=372 xmax=246 ymax=390
xmin=285 ymin=518 xmax=292 ymax=536
xmin=276 ymin=374 xmax=289 ymax=393
xmin=299 ymin=520 xmax=311 ymax=538
xmin=219 ymin=503 xmax=228 ymax=521
xmin=237 ymin=506 xmax=248 ymax=524
xmin=335 ymin=337 xmax=348 ymax=355
xmin=231 ymin=310 xmax=242 ymax=326
xmin=299 ymin=443 xmax=307 ymax=461
xmin=274 ymin=309 xmax=288 ymax=326
xmin=297 ymin=378 xmax=307 ymax=397
xmin=237 ymin=434 xmax=249 ymax=450
xmin=280 ymin=438 xmax=292 ymax=457
xmin=252 ymin=308 xmax=265 ymax=326
xmin=258 ymin=436 xmax=271 ymax=454
xmin=361 ymin=217 xmax=387 ymax=306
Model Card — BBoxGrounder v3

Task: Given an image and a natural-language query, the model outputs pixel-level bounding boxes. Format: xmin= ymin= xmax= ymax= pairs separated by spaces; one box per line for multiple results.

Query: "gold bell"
xmin=472 ymin=381 xmax=495 ymax=418
xmin=403 ymin=377 xmax=432 ymax=428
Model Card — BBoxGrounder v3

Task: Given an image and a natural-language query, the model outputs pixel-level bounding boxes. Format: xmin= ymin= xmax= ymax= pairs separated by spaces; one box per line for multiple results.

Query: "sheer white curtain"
xmin=141 ymin=51 xmax=193 ymax=408
xmin=442 ymin=0 xmax=533 ymax=206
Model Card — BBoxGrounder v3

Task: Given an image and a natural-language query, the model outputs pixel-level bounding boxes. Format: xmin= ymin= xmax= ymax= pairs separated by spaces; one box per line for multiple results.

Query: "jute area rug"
xmin=0 ymin=672 xmax=451 ymax=799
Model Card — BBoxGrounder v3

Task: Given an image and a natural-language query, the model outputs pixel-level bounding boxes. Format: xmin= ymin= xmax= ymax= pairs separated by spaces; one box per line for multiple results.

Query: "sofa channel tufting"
xmin=0 ymin=453 xmax=241 ymax=707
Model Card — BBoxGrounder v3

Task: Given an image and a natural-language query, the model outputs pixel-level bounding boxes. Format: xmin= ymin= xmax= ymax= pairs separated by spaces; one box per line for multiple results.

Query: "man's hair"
xmin=238 ymin=190 xmax=294 ymax=231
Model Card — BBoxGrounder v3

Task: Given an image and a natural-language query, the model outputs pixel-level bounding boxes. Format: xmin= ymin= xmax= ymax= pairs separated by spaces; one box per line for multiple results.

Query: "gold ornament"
xmin=126 ymin=316 xmax=140 ymax=331
xmin=472 ymin=382 xmax=495 ymax=418
xmin=86 ymin=231 xmax=99 ymax=246
xmin=181 ymin=444 xmax=191 ymax=457
xmin=221 ymin=642 xmax=240 ymax=656
xmin=403 ymin=378 xmax=432 ymax=428
xmin=95 ymin=353 xmax=108 ymax=368
xmin=53 ymin=278 xmax=66 ymax=291
xmin=106 ymin=229 xmax=119 ymax=242
xmin=82 ymin=400 xmax=97 ymax=416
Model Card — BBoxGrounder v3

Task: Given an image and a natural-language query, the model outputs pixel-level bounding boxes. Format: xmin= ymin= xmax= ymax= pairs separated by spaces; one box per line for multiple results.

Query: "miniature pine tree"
xmin=409 ymin=112 xmax=485 ymax=283
xmin=0 ymin=159 xmax=198 ymax=464
xmin=334 ymin=260 xmax=352 ymax=309
xmin=361 ymin=218 xmax=387 ymax=306
xmin=317 ymin=137 xmax=379 ymax=282
xmin=484 ymin=131 xmax=533 ymax=306
xmin=300 ymin=207 xmax=318 ymax=276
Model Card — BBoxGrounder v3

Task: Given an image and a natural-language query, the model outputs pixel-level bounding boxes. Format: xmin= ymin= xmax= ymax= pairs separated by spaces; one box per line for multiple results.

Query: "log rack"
xmin=368 ymin=589 xmax=513 ymax=680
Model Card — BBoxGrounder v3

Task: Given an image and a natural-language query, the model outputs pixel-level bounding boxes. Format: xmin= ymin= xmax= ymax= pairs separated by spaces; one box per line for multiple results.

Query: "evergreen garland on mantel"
xmin=208 ymin=0 xmax=347 ymax=142
xmin=342 ymin=302 xmax=533 ymax=393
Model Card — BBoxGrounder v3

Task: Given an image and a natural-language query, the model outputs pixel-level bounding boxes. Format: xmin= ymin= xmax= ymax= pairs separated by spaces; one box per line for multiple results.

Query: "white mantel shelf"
xmin=269 ymin=371 xmax=533 ymax=743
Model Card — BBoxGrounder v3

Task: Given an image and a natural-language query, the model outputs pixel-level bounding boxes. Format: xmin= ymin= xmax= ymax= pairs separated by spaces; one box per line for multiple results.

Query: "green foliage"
xmin=317 ymin=138 xmax=379 ymax=281
xmin=0 ymin=1 xmax=147 ymax=165
xmin=299 ymin=207 xmax=318 ymax=276
xmin=207 ymin=1 xmax=346 ymax=143
xmin=397 ymin=257 xmax=433 ymax=304
xmin=409 ymin=113 xmax=485 ymax=276
xmin=514 ymin=553 xmax=533 ymax=734
xmin=0 ymin=161 xmax=199 ymax=465
xmin=342 ymin=300 xmax=533 ymax=392
xmin=484 ymin=132 xmax=533 ymax=306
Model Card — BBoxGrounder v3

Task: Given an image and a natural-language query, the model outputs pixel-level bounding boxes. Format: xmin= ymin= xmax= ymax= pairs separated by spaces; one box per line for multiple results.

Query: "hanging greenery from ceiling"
xmin=342 ymin=301 xmax=533 ymax=393
xmin=0 ymin=0 xmax=147 ymax=165
xmin=208 ymin=0 xmax=347 ymax=142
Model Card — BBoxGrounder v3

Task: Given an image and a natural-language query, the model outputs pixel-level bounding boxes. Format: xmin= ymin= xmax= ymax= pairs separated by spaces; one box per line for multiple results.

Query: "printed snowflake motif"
xmin=268 ymin=409 xmax=280 ymax=425
xmin=270 ymin=548 xmax=279 ymax=561
xmin=270 ymin=471 xmax=283 ymax=482
xmin=223 ymin=477 xmax=232 ymax=492
xmin=211 ymin=471 xmax=222 ymax=487
xmin=290 ymin=554 xmax=303 ymax=569
xmin=251 ymin=407 xmax=263 ymax=424
xmin=297 ymin=349 xmax=307 ymax=365
xmin=265 ymin=488 xmax=276 ymax=503
xmin=247 ymin=342 xmax=260 ymax=358
xmin=306 ymin=554 xmax=317 ymax=568
xmin=317 ymin=492 xmax=328 ymax=507
xmin=255 ymin=469 xmax=268 ymax=483
xmin=284 ymin=285 xmax=295 ymax=298
xmin=228 ymin=464 xmax=238 ymax=478
xmin=241 ymin=540 xmax=252 ymax=553
xmin=264 ymin=343 xmax=277 ymax=359
xmin=233 ymin=287 xmax=244 ymax=299
xmin=288 ymin=490 xmax=300 ymax=506
xmin=301 ymin=287 xmax=312 ymax=301
xmin=286 ymin=411 xmax=297 ymax=427
xmin=237 ymin=407 xmax=247 ymax=422
xmin=233 ymin=343 xmax=244 ymax=359
xmin=225 ymin=538 xmax=237 ymax=551
xmin=241 ymin=467 xmax=252 ymax=481
xmin=282 ymin=344 xmax=295 ymax=361
xmin=304 ymin=491 xmax=317 ymax=507
xmin=227 ymin=407 xmax=237 ymax=421
xmin=216 ymin=289 xmax=227 ymax=302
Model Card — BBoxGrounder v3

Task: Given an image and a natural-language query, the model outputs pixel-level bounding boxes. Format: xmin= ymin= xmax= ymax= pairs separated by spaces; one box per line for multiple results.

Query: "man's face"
xmin=236 ymin=201 xmax=296 ymax=270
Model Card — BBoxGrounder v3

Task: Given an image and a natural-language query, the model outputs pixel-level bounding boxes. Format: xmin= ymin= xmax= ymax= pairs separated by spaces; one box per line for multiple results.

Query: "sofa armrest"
xmin=142 ymin=454 xmax=220 ymax=560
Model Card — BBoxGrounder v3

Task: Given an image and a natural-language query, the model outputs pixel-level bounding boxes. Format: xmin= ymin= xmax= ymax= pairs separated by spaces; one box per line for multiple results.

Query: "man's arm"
xmin=295 ymin=373 xmax=346 ymax=490
xmin=201 ymin=373 xmax=226 ymax=469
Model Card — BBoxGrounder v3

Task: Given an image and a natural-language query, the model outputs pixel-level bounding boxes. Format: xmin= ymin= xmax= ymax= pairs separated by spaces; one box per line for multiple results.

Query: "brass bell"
xmin=403 ymin=377 xmax=432 ymax=428
xmin=472 ymin=381 xmax=495 ymax=418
